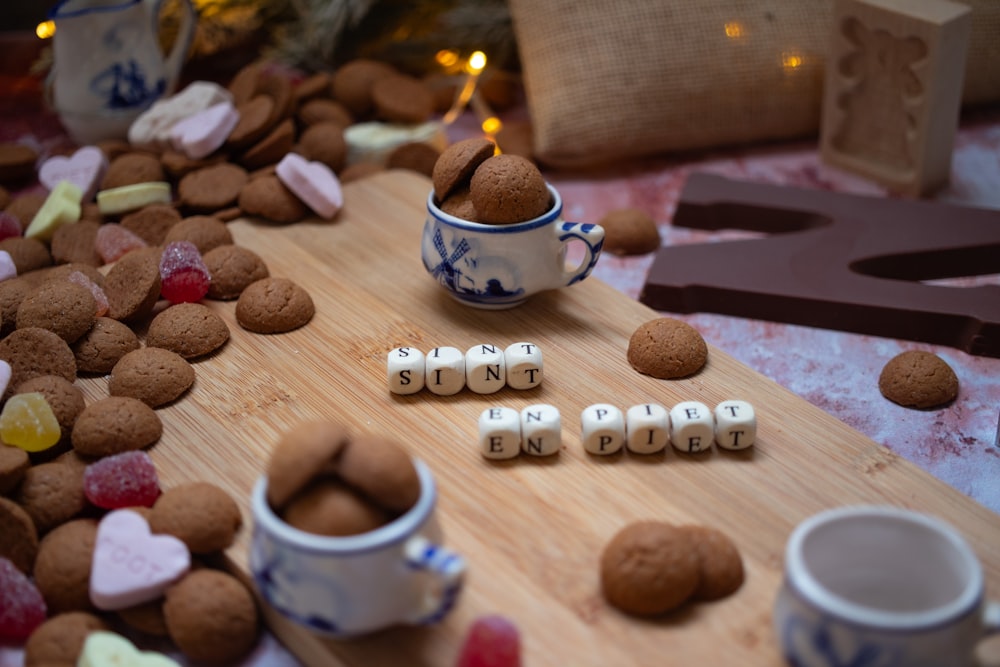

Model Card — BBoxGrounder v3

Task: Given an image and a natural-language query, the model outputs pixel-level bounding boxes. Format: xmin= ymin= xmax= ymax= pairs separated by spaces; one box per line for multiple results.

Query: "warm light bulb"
xmin=466 ymin=51 xmax=487 ymax=74
xmin=724 ymin=22 xmax=744 ymax=38
xmin=481 ymin=117 xmax=502 ymax=137
xmin=36 ymin=20 xmax=56 ymax=39
xmin=436 ymin=49 xmax=460 ymax=69
xmin=782 ymin=51 xmax=804 ymax=70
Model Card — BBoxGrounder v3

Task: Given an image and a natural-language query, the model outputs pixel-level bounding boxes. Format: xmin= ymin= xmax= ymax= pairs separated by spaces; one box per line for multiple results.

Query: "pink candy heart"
xmin=89 ymin=509 xmax=191 ymax=611
xmin=276 ymin=152 xmax=344 ymax=220
xmin=169 ymin=101 xmax=240 ymax=160
xmin=38 ymin=146 xmax=108 ymax=203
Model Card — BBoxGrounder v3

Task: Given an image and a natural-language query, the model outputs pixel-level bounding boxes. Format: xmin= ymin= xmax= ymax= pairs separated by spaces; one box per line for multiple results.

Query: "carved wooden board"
xmin=73 ymin=171 xmax=1000 ymax=666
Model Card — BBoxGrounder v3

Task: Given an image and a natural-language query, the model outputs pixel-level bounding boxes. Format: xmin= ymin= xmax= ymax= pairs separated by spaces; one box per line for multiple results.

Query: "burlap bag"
xmin=508 ymin=0 xmax=1000 ymax=168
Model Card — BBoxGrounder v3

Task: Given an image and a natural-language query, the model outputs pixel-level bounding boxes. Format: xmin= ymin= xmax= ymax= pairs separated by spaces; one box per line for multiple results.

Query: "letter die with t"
xmin=669 ymin=401 xmax=714 ymax=453
xmin=387 ymin=346 xmax=425 ymax=395
xmin=714 ymin=400 xmax=756 ymax=450
xmin=425 ymin=346 xmax=465 ymax=396
xmin=465 ymin=344 xmax=506 ymax=394
xmin=626 ymin=403 xmax=669 ymax=454
xmin=520 ymin=403 xmax=561 ymax=456
xmin=581 ymin=403 xmax=625 ymax=455
xmin=478 ymin=407 xmax=521 ymax=460
xmin=504 ymin=341 xmax=543 ymax=390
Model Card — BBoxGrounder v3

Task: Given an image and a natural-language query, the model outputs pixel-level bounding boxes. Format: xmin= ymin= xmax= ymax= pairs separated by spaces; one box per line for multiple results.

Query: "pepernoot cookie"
xmin=878 ymin=350 xmax=959 ymax=409
xmin=298 ymin=122 xmax=348 ymax=173
xmin=0 ymin=142 xmax=38 ymax=184
xmin=72 ymin=316 xmax=142 ymax=374
xmin=163 ymin=215 xmax=234 ymax=253
xmin=0 ymin=496 xmax=38 ymax=574
xmin=145 ymin=303 xmax=230 ymax=360
xmin=163 ymin=569 xmax=259 ymax=664
xmin=71 ymin=396 xmax=163 ymax=457
xmin=14 ymin=375 xmax=86 ymax=447
xmin=0 ymin=236 xmax=53 ymax=275
xmin=297 ymin=98 xmax=353 ymax=128
xmin=23 ymin=611 xmax=110 ymax=666
xmin=439 ymin=187 xmax=477 ymax=221
xmin=599 ymin=208 xmax=661 ymax=255
xmin=283 ymin=479 xmax=391 ymax=537
xmin=332 ymin=58 xmax=397 ymax=117
xmin=432 ymin=137 xmax=495 ymax=202
xmin=15 ymin=280 xmax=97 ymax=344
xmin=202 ymin=244 xmax=270 ymax=300
xmin=241 ymin=118 xmax=296 ymax=170
xmin=235 ymin=277 xmax=314 ymax=334
xmin=103 ymin=248 xmax=162 ymax=323
xmin=109 ymin=347 xmax=195 ymax=407
xmin=117 ymin=599 xmax=169 ymax=637
xmin=32 ymin=518 xmax=99 ymax=614
xmin=0 ymin=326 xmax=77 ymax=398
xmin=120 ymin=203 xmax=182 ymax=246
xmin=627 ymin=317 xmax=708 ymax=379
xmin=237 ymin=174 xmax=308 ymax=224
xmin=101 ymin=153 xmax=164 ymax=190
xmin=227 ymin=95 xmax=276 ymax=150
xmin=149 ymin=481 xmax=242 ymax=554
xmin=51 ymin=219 xmax=102 ymax=266
xmin=600 ymin=521 xmax=700 ymax=616
xmin=178 ymin=162 xmax=249 ymax=212
xmin=387 ymin=141 xmax=440 ymax=177
xmin=371 ymin=74 xmax=434 ymax=124
xmin=0 ymin=443 xmax=30 ymax=495
xmin=469 ymin=154 xmax=550 ymax=224
xmin=14 ymin=461 xmax=87 ymax=535
xmin=266 ymin=420 xmax=352 ymax=510
xmin=337 ymin=435 xmax=421 ymax=514
xmin=677 ymin=524 xmax=745 ymax=601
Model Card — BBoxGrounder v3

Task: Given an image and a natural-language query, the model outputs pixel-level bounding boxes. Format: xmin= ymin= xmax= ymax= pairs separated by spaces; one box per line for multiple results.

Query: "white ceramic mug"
xmin=774 ymin=505 xmax=1000 ymax=667
xmin=421 ymin=184 xmax=605 ymax=309
xmin=47 ymin=0 xmax=196 ymax=144
xmin=249 ymin=458 xmax=465 ymax=637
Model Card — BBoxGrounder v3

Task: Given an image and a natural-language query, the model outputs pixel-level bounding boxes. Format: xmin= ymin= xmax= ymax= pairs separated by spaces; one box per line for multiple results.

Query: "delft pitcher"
xmin=48 ymin=0 xmax=196 ymax=144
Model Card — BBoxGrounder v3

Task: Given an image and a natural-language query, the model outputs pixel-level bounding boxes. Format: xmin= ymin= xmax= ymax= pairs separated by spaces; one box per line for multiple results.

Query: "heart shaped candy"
xmin=276 ymin=152 xmax=344 ymax=220
xmin=129 ymin=80 xmax=233 ymax=150
xmin=38 ymin=146 xmax=108 ymax=203
xmin=89 ymin=509 xmax=190 ymax=610
xmin=79 ymin=631 xmax=182 ymax=667
xmin=169 ymin=100 xmax=240 ymax=160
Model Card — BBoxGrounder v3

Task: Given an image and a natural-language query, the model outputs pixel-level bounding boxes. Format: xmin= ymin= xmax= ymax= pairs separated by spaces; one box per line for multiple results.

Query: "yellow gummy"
xmin=24 ymin=180 xmax=83 ymax=242
xmin=0 ymin=392 xmax=61 ymax=453
xmin=97 ymin=181 xmax=172 ymax=216
xmin=79 ymin=632 xmax=182 ymax=667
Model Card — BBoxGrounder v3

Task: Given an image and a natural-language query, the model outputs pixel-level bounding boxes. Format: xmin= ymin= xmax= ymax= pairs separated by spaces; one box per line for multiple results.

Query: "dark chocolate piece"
xmin=639 ymin=173 xmax=1000 ymax=357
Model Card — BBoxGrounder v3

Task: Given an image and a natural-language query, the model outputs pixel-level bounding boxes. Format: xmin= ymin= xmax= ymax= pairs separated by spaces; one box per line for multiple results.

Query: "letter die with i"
xmin=626 ymin=403 xmax=670 ymax=454
xmin=425 ymin=346 xmax=465 ymax=396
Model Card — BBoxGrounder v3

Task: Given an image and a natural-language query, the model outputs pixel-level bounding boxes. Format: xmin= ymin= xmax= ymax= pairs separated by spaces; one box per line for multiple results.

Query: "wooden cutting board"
xmin=73 ymin=171 xmax=1000 ymax=666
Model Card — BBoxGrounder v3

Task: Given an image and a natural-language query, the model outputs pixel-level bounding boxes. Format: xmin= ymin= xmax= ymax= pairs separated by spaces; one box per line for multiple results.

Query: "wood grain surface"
xmin=74 ymin=171 xmax=1000 ymax=666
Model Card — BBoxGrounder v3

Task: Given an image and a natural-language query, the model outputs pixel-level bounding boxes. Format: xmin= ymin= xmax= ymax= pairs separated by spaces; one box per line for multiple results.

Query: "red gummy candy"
xmin=0 ymin=211 xmax=22 ymax=241
xmin=67 ymin=270 xmax=109 ymax=317
xmin=96 ymin=223 xmax=148 ymax=264
xmin=0 ymin=557 xmax=47 ymax=640
xmin=83 ymin=450 xmax=160 ymax=509
xmin=456 ymin=614 xmax=521 ymax=667
xmin=159 ymin=240 xmax=210 ymax=303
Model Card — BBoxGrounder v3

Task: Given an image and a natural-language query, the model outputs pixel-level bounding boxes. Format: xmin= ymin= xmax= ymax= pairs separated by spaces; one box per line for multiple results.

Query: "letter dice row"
xmin=582 ymin=400 xmax=756 ymax=455
xmin=388 ymin=343 xmax=542 ymax=395
xmin=479 ymin=404 xmax=562 ymax=459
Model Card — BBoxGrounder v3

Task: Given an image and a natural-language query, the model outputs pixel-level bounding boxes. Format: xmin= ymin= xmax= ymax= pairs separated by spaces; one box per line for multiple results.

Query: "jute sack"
xmin=508 ymin=0 xmax=1000 ymax=169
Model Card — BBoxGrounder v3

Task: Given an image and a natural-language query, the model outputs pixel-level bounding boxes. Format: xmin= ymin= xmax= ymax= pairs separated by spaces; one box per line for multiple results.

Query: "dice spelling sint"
xmin=387 ymin=342 xmax=543 ymax=396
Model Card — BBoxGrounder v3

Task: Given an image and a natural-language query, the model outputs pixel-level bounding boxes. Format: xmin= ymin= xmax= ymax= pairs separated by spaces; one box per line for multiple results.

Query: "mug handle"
xmin=401 ymin=535 xmax=466 ymax=625
xmin=977 ymin=601 xmax=1000 ymax=665
xmin=557 ymin=222 xmax=605 ymax=287
xmin=149 ymin=0 xmax=197 ymax=95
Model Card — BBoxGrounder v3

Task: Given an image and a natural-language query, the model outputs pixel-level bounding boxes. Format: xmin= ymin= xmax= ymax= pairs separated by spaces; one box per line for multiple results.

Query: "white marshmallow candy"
xmin=626 ymin=403 xmax=670 ymax=454
xmin=387 ymin=346 xmax=425 ymax=395
xmin=669 ymin=401 xmax=714 ymax=453
xmin=503 ymin=342 xmax=543 ymax=390
xmin=465 ymin=344 xmax=506 ymax=394
xmin=714 ymin=400 xmax=756 ymax=450
xmin=479 ymin=407 xmax=521 ymax=460
xmin=581 ymin=404 xmax=625 ymax=455
xmin=425 ymin=346 xmax=466 ymax=396
xmin=520 ymin=404 xmax=561 ymax=456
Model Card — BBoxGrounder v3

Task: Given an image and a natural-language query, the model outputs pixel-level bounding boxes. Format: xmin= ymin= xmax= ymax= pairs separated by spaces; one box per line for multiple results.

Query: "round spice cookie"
xmin=469 ymin=154 xmax=550 ymax=224
xmin=599 ymin=208 xmax=661 ymax=255
xmin=237 ymin=174 xmax=308 ymax=224
xmin=101 ymin=153 xmax=164 ymax=190
xmin=103 ymin=247 xmax=162 ymax=323
xmin=0 ymin=142 xmax=37 ymax=183
xmin=33 ymin=262 xmax=105 ymax=289
xmin=14 ymin=461 xmax=87 ymax=535
xmin=32 ymin=518 xmax=98 ymax=614
xmin=72 ymin=316 xmax=141 ymax=374
xmin=0 ymin=326 xmax=77 ymax=398
xmin=235 ymin=277 xmax=314 ymax=334
xmin=227 ymin=95 xmax=276 ymax=150
xmin=298 ymin=122 xmax=348 ymax=173
xmin=5 ymin=192 xmax=46 ymax=230
xmin=202 ymin=244 xmax=270 ymax=300
xmin=163 ymin=215 xmax=233 ymax=254
xmin=240 ymin=118 xmax=295 ymax=170
xmin=97 ymin=140 xmax=132 ymax=161
xmin=0 ymin=443 xmax=30 ymax=495
xmin=117 ymin=599 xmax=169 ymax=637
xmin=161 ymin=149 xmax=229 ymax=181
xmin=266 ymin=420 xmax=352 ymax=510
xmin=51 ymin=220 xmax=102 ymax=266
xmin=23 ymin=611 xmax=110 ymax=666
xmin=0 ymin=236 xmax=53 ymax=274
xmin=677 ymin=524 xmax=745 ymax=601
xmin=120 ymin=203 xmax=182 ymax=246
xmin=283 ymin=479 xmax=390 ymax=536
xmin=440 ymin=187 xmax=478 ymax=221
xmin=338 ymin=161 xmax=384 ymax=184
xmin=108 ymin=347 xmax=195 ymax=407
xmin=0 ymin=496 xmax=38 ymax=574
xmin=627 ymin=317 xmax=708 ymax=379
xmin=15 ymin=375 xmax=86 ymax=446
xmin=332 ymin=58 xmax=397 ymax=117
xmin=227 ymin=61 xmax=265 ymax=106
xmin=371 ymin=74 xmax=434 ymax=124
xmin=292 ymin=71 xmax=332 ymax=105
xmin=297 ymin=98 xmax=353 ymax=129
xmin=149 ymin=481 xmax=242 ymax=554
xmin=15 ymin=280 xmax=97 ymax=344
xmin=878 ymin=350 xmax=959 ymax=409
xmin=178 ymin=162 xmax=249 ymax=212
xmin=257 ymin=71 xmax=295 ymax=126
xmin=71 ymin=396 xmax=163 ymax=457
xmin=387 ymin=141 xmax=441 ymax=178
xmin=432 ymin=137 xmax=496 ymax=202
xmin=145 ymin=303 xmax=230 ymax=360
xmin=163 ymin=569 xmax=260 ymax=663
xmin=337 ymin=435 xmax=421 ymax=514
xmin=600 ymin=521 xmax=701 ymax=616
xmin=0 ymin=278 xmax=32 ymax=336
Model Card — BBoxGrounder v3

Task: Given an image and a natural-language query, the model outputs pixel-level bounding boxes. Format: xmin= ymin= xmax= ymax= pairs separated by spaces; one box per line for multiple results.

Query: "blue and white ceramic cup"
xmin=421 ymin=184 xmax=604 ymax=309
xmin=250 ymin=459 xmax=465 ymax=637
xmin=774 ymin=506 xmax=1000 ymax=667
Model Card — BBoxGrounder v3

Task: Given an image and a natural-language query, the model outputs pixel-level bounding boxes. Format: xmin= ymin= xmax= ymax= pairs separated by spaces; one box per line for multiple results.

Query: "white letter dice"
xmin=669 ymin=401 xmax=713 ymax=453
xmin=425 ymin=346 xmax=465 ymax=396
xmin=465 ymin=344 xmax=506 ymax=394
xmin=520 ymin=403 xmax=561 ymax=456
xmin=479 ymin=407 xmax=521 ymax=459
xmin=626 ymin=403 xmax=670 ymax=454
xmin=714 ymin=400 xmax=756 ymax=450
xmin=504 ymin=342 xmax=543 ymax=390
xmin=387 ymin=347 xmax=425 ymax=395
xmin=581 ymin=404 xmax=625 ymax=455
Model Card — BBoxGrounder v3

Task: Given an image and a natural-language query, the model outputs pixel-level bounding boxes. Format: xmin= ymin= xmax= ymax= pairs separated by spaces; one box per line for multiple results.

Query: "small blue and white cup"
xmin=774 ymin=505 xmax=1000 ymax=667
xmin=421 ymin=184 xmax=604 ymax=309
xmin=250 ymin=459 xmax=465 ymax=637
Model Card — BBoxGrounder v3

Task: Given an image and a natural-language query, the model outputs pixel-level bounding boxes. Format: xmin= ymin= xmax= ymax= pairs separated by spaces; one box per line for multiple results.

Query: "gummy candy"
xmin=84 ymin=451 xmax=160 ymax=509
xmin=159 ymin=240 xmax=210 ymax=304
xmin=0 ymin=211 xmax=22 ymax=241
xmin=0 ymin=392 xmax=61 ymax=453
xmin=455 ymin=614 xmax=521 ymax=667
xmin=0 ymin=557 xmax=48 ymax=640
xmin=67 ymin=270 xmax=110 ymax=317
xmin=95 ymin=223 xmax=148 ymax=264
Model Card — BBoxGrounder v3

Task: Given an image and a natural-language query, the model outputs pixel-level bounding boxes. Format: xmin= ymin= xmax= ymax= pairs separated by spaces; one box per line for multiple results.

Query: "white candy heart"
xmin=37 ymin=146 xmax=107 ymax=202
xmin=89 ymin=509 xmax=190 ymax=611
xmin=79 ymin=631 xmax=182 ymax=667
xmin=128 ymin=80 xmax=233 ymax=151
xmin=276 ymin=152 xmax=344 ymax=220
xmin=169 ymin=100 xmax=240 ymax=160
